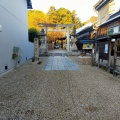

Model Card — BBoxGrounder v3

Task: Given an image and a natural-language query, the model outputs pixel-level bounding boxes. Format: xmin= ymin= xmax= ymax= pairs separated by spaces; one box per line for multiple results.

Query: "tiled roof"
xmin=27 ymin=0 xmax=32 ymax=9
xmin=76 ymin=23 xmax=92 ymax=34
xmin=77 ymin=39 xmax=95 ymax=43
xmin=107 ymin=10 xmax=120 ymax=21
xmin=94 ymin=0 xmax=109 ymax=11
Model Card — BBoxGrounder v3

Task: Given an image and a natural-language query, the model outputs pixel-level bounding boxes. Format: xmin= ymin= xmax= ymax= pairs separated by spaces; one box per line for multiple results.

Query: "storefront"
xmin=108 ymin=24 xmax=120 ymax=75
xmin=96 ymin=24 xmax=109 ymax=68
xmin=76 ymin=23 xmax=95 ymax=54
xmin=96 ymin=10 xmax=120 ymax=74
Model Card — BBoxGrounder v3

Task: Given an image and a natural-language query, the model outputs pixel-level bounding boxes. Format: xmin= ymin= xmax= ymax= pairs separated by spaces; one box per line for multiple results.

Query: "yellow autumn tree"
xmin=28 ymin=6 xmax=82 ymax=42
xmin=28 ymin=10 xmax=46 ymax=31
xmin=47 ymin=31 xmax=65 ymax=43
xmin=90 ymin=16 xmax=98 ymax=23
xmin=82 ymin=16 xmax=98 ymax=25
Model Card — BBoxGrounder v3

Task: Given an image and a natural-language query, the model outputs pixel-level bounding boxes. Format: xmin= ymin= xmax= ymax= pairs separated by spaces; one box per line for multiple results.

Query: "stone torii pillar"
xmin=34 ymin=37 xmax=39 ymax=61
xmin=66 ymin=26 xmax=70 ymax=54
xmin=44 ymin=26 xmax=48 ymax=52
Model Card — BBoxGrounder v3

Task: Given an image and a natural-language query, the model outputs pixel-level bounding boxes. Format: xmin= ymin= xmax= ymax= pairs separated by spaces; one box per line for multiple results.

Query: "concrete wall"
xmin=97 ymin=0 xmax=120 ymax=24
xmin=114 ymin=0 xmax=120 ymax=12
xmin=0 ymin=0 xmax=34 ymax=75
xmin=98 ymin=2 xmax=110 ymax=24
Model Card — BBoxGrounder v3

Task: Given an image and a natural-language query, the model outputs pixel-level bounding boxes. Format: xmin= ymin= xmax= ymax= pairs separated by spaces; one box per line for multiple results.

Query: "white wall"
xmin=0 ymin=0 xmax=34 ymax=75
xmin=114 ymin=0 xmax=120 ymax=12
xmin=98 ymin=2 xmax=110 ymax=24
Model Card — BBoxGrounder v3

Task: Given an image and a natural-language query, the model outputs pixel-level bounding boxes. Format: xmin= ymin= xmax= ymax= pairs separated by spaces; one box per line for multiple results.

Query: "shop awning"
xmin=78 ymin=39 xmax=95 ymax=43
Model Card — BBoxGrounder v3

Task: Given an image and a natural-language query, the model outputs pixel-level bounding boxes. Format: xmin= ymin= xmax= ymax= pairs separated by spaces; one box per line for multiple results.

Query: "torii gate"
xmin=38 ymin=23 xmax=75 ymax=54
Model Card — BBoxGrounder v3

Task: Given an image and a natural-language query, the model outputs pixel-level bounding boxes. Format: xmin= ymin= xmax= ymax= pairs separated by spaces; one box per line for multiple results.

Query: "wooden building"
xmin=96 ymin=10 xmax=120 ymax=74
xmin=76 ymin=23 xmax=95 ymax=54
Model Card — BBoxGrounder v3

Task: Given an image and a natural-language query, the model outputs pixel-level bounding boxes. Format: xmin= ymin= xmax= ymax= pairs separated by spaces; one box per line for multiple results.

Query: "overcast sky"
xmin=31 ymin=0 xmax=98 ymax=22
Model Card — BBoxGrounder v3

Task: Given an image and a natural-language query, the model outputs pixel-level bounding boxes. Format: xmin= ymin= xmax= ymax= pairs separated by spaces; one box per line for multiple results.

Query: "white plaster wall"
xmin=98 ymin=3 xmax=110 ymax=24
xmin=114 ymin=0 xmax=120 ymax=12
xmin=0 ymin=0 xmax=34 ymax=75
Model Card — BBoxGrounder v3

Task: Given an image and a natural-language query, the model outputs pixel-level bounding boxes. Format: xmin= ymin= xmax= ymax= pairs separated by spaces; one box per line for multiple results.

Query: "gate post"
xmin=34 ymin=38 xmax=39 ymax=61
xmin=66 ymin=26 xmax=70 ymax=55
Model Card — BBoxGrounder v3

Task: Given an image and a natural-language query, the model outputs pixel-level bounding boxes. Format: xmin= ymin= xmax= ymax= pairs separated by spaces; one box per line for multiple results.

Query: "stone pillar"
xmin=34 ymin=38 xmax=39 ymax=61
xmin=98 ymin=42 xmax=100 ymax=68
xmin=66 ymin=26 xmax=70 ymax=54
xmin=108 ymin=40 xmax=111 ymax=72
xmin=44 ymin=27 xmax=48 ymax=52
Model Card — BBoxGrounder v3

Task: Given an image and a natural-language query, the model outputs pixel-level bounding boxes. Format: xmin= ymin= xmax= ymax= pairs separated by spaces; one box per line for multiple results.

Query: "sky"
xmin=31 ymin=0 xmax=98 ymax=22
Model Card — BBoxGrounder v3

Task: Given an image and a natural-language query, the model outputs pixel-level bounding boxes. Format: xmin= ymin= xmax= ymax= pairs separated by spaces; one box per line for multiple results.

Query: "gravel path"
xmin=0 ymin=56 xmax=120 ymax=120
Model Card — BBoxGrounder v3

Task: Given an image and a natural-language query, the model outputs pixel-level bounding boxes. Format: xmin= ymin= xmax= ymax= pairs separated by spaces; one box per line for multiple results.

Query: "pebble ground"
xmin=0 ymin=55 xmax=120 ymax=120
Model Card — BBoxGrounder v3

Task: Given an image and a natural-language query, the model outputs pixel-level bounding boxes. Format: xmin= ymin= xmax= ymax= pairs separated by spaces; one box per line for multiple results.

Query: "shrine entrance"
xmin=38 ymin=23 xmax=75 ymax=54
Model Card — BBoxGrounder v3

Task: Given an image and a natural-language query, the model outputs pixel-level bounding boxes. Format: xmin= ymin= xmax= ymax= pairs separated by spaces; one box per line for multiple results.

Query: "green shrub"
xmin=28 ymin=28 xmax=39 ymax=43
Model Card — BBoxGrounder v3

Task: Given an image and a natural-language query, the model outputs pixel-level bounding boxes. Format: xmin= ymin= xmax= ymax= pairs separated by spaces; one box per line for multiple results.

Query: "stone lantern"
xmin=39 ymin=28 xmax=47 ymax=55
xmin=70 ymin=28 xmax=78 ymax=52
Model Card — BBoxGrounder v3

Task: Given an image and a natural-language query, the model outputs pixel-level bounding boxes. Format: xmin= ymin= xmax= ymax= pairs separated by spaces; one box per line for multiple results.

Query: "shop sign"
xmin=104 ymin=44 xmax=108 ymax=54
xmin=108 ymin=28 xmax=114 ymax=36
xmin=82 ymin=43 xmax=93 ymax=49
xmin=108 ymin=25 xmax=120 ymax=36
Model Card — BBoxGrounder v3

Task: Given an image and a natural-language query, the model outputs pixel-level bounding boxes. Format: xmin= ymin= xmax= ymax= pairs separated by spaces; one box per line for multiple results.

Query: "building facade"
xmin=94 ymin=0 xmax=120 ymax=74
xmin=94 ymin=0 xmax=120 ymax=24
xmin=76 ymin=23 xmax=95 ymax=53
xmin=0 ymin=0 xmax=34 ymax=75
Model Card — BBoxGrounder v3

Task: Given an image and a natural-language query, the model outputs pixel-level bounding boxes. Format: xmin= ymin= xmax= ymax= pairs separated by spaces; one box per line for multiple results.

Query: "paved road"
xmin=44 ymin=55 xmax=79 ymax=70
xmin=0 ymin=51 xmax=120 ymax=119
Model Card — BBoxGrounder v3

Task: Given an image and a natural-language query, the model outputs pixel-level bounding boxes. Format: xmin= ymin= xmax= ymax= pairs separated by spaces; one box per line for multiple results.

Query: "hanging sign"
xmin=108 ymin=25 xmax=120 ymax=36
xmin=82 ymin=43 xmax=93 ymax=49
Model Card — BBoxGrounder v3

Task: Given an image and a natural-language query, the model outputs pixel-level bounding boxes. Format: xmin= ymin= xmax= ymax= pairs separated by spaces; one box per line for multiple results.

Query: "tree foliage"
xmin=28 ymin=6 xmax=82 ymax=42
xmin=90 ymin=16 xmax=98 ymax=23
xmin=28 ymin=28 xmax=39 ymax=43
xmin=82 ymin=16 xmax=98 ymax=25
xmin=28 ymin=10 xmax=46 ymax=30
xmin=47 ymin=31 xmax=65 ymax=43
